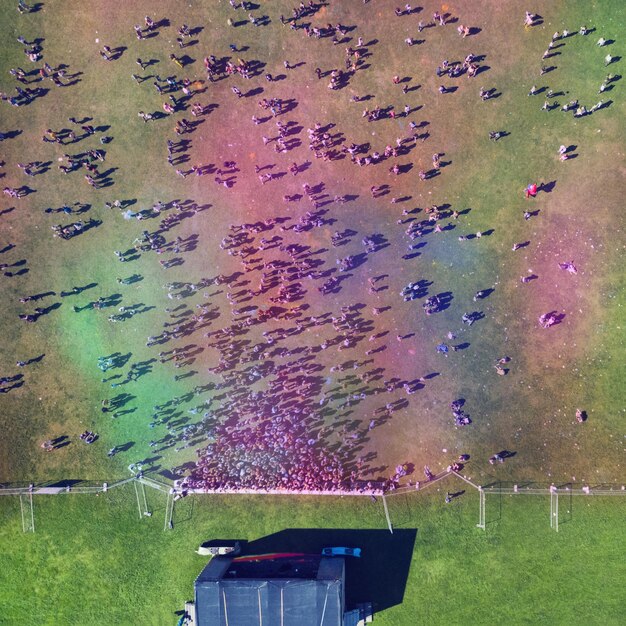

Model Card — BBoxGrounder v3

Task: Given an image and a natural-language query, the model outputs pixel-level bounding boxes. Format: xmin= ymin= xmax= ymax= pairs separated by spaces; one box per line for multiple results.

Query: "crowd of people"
xmin=2 ymin=2 xmax=608 ymax=494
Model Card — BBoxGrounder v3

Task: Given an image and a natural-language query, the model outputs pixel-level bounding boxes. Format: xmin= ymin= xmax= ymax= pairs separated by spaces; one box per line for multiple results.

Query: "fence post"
xmin=476 ymin=487 xmax=486 ymax=530
xmin=20 ymin=492 xmax=35 ymax=533
xmin=550 ymin=486 xmax=558 ymax=531
xmin=164 ymin=490 xmax=175 ymax=531
xmin=133 ymin=479 xmax=143 ymax=519
xmin=381 ymin=494 xmax=393 ymax=534
xmin=552 ymin=490 xmax=558 ymax=532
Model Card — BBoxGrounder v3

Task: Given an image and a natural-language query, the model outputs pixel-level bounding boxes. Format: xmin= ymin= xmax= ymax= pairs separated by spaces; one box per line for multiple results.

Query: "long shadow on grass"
xmin=235 ymin=528 xmax=417 ymax=613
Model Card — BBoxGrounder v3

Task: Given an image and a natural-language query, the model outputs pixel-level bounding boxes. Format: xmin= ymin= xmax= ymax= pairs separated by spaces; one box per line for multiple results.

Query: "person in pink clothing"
xmin=525 ymin=183 xmax=537 ymax=198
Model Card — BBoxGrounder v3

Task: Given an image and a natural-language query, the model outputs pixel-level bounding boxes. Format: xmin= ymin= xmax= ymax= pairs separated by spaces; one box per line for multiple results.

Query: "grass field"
xmin=1 ymin=487 xmax=625 ymax=625
xmin=0 ymin=0 xmax=625 ymax=624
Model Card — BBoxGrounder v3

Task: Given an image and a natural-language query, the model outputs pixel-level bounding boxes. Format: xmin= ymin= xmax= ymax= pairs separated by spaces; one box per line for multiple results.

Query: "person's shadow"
xmin=52 ymin=435 xmax=71 ymax=449
xmin=539 ymin=180 xmax=557 ymax=193
xmin=498 ymin=450 xmax=517 ymax=460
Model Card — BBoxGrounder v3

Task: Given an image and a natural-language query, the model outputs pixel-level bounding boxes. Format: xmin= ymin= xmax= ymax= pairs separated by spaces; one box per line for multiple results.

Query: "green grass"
xmin=0 ymin=0 xmax=625 ymax=624
xmin=1 ymin=487 xmax=625 ymax=625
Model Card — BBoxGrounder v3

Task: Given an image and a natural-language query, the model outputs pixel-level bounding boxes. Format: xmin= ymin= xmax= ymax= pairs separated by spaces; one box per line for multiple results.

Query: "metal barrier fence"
xmin=0 ymin=475 xmax=171 ymax=532
xmin=0 ymin=473 xmax=393 ymax=533
xmin=384 ymin=471 xmax=626 ymax=532
xmin=2 ymin=470 xmax=624 ymax=533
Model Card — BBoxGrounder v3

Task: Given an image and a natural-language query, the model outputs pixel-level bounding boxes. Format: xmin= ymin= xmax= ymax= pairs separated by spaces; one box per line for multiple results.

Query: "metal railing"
xmin=2 ymin=470 xmax=624 ymax=533
xmin=384 ymin=470 xmax=626 ymax=532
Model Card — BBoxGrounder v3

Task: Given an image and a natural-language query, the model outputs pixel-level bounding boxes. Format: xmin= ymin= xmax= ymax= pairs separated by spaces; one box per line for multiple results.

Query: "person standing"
xmin=525 ymin=183 xmax=537 ymax=198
